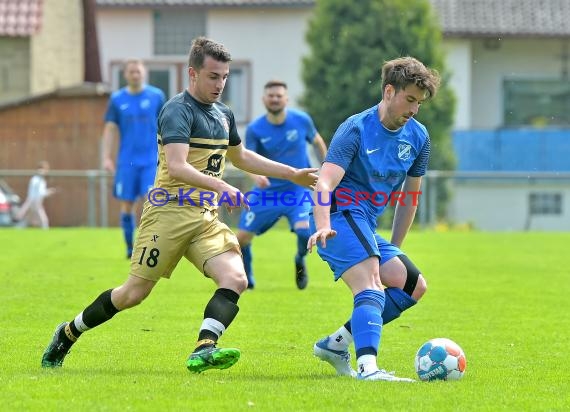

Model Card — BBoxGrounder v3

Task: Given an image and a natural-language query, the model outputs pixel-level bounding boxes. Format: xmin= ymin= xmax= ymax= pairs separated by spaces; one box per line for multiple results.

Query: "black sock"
xmin=61 ymin=289 xmax=120 ymax=345
xmin=197 ymin=288 xmax=240 ymax=343
xmin=82 ymin=289 xmax=119 ymax=327
xmin=68 ymin=321 xmax=82 ymax=338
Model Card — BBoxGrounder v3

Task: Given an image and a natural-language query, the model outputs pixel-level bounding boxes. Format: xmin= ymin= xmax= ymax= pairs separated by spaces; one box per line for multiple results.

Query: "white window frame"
xmin=180 ymin=60 xmax=251 ymax=124
xmin=109 ymin=59 xmax=251 ymax=124
xmin=109 ymin=60 xmax=182 ymax=98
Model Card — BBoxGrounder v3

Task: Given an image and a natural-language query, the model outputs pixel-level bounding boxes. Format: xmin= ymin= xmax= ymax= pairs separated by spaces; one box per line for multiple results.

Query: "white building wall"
xmin=449 ymin=183 xmax=570 ymax=231
xmin=469 ymin=38 xmax=566 ymax=129
xmin=442 ymin=39 xmax=472 ymax=131
xmin=209 ymin=8 xmax=313 ymax=120
xmin=96 ymin=9 xmax=154 ymax=84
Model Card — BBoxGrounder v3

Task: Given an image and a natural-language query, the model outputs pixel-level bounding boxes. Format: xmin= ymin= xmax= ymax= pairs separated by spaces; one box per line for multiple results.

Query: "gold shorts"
xmin=129 ymin=202 xmax=240 ymax=282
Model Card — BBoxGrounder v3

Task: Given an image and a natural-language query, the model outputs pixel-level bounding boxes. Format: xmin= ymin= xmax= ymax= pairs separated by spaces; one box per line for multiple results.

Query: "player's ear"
xmin=384 ymin=84 xmax=394 ymax=100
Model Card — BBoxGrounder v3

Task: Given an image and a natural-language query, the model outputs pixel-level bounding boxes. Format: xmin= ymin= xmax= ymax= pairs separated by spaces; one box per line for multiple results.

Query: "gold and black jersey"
xmin=155 ymin=90 xmax=241 ymax=205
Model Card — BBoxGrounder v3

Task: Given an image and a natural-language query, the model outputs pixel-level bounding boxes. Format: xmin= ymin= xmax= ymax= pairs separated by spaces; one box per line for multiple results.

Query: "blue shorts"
xmin=114 ymin=164 xmax=156 ymax=202
xmin=309 ymin=209 xmax=403 ymax=280
xmin=238 ymin=188 xmax=311 ymax=234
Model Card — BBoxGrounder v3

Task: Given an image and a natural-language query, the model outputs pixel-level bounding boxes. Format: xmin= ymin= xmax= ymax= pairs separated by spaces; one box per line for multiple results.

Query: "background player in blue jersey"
xmin=102 ymin=59 xmax=166 ymax=258
xmin=307 ymin=57 xmax=440 ymax=381
xmin=236 ymin=80 xmax=327 ymax=290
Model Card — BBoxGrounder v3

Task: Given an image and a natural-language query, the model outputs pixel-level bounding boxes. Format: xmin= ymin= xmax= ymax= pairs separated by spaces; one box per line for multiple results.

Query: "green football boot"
xmin=186 ymin=344 xmax=241 ymax=374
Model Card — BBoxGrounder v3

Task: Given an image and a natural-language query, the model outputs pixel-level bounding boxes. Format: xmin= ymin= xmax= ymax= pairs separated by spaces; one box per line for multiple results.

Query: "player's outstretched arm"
xmin=227 ymin=143 xmax=318 ymax=189
xmin=391 ymin=176 xmax=422 ymax=247
xmin=307 ymin=162 xmax=345 ymax=252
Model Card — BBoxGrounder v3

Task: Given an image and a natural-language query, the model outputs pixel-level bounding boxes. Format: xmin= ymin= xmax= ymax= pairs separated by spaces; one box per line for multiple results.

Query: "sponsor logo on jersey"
xmin=202 ymin=154 xmax=224 ymax=177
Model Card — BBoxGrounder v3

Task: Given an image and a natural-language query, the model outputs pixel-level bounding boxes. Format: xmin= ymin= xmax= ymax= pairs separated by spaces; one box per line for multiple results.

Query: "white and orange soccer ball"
xmin=415 ymin=338 xmax=467 ymax=381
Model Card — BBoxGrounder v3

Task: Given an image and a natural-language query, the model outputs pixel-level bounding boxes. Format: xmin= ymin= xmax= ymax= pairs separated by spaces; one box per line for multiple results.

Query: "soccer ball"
xmin=415 ymin=338 xmax=467 ymax=381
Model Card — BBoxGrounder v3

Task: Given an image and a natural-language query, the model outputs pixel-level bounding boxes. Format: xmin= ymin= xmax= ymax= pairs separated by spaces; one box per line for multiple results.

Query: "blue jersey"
xmin=325 ymin=104 xmax=430 ymax=228
xmin=245 ymin=108 xmax=317 ymax=191
xmin=105 ymin=85 xmax=166 ymax=167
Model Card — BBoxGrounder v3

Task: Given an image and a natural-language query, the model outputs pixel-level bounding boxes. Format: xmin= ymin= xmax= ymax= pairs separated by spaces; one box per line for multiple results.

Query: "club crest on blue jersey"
xmin=286 ymin=130 xmax=298 ymax=141
xmin=398 ymin=143 xmax=412 ymax=160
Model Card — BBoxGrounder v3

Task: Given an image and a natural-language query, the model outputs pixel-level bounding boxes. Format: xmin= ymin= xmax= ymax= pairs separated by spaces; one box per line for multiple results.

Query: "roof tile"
xmin=0 ymin=0 xmax=43 ymax=37
xmin=430 ymin=0 xmax=570 ymax=37
xmin=97 ymin=0 xmax=314 ymax=7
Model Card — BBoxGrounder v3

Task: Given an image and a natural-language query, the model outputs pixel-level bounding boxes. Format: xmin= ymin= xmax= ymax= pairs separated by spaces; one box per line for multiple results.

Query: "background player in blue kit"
xmin=102 ymin=59 xmax=166 ymax=258
xmin=236 ymin=80 xmax=327 ymax=290
xmin=307 ymin=57 xmax=440 ymax=381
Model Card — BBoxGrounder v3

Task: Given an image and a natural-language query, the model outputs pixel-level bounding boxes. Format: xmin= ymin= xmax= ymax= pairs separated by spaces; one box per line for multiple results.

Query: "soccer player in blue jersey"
xmin=236 ymin=80 xmax=327 ymax=290
xmin=102 ymin=59 xmax=166 ymax=258
xmin=307 ymin=57 xmax=440 ymax=381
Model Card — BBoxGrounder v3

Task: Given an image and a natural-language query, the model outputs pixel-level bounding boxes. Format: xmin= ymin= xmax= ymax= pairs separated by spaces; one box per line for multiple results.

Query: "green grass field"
xmin=1 ymin=227 xmax=569 ymax=411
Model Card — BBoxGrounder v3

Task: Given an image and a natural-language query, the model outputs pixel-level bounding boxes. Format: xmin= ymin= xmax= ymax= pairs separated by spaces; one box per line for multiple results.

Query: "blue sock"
xmin=120 ymin=212 xmax=134 ymax=254
xmin=342 ymin=288 xmax=417 ymax=332
xmin=382 ymin=287 xmax=417 ymax=324
xmin=241 ymin=244 xmax=254 ymax=286
xmin=351 ymin=289 xmax=385 ymax=358
xmin=294 ymin=227 xmax=310 ymax=265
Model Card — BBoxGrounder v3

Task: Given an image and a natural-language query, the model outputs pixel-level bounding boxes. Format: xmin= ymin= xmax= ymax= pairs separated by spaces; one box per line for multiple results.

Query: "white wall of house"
xmin=96 ymin=7 xmax=312 ymax=127
xmin=442 ymin=39 xmax=472 ymax=131
xmin=467 ymin=38 xmax=566 ymax=130
xmin=449 ymin=182 xmax=570 ymax=231
xmin=96 ymin=9 xmax=154 ymax=82
xmin=209 ymin=8 xmax=312 ymax=120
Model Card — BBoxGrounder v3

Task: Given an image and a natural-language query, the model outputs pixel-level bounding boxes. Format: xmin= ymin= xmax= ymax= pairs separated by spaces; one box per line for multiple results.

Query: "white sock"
xmin=327 ymin=326 xmax=353 ymax=351
xmin=357 ymin=354 xmax=378 ymax=376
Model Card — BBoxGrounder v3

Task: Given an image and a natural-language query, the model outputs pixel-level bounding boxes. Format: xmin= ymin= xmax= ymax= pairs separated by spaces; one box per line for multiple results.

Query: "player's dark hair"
xmin=381 ymin=57 xmax=440 ymax=99
xmin=188 ymin=37 xmax=232 ymax=69
xmin=264 ymin=79 xmax=287 ymax=89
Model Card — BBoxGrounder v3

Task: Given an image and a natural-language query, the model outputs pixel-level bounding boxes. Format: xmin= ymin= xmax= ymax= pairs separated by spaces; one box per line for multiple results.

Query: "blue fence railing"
xmin=453 ymin=129 xmax=570 ymax=172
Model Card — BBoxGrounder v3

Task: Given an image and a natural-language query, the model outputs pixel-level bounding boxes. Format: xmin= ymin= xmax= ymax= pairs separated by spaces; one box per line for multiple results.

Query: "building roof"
xmin=429 ymin=0 xmax=570 ymax=37
xmin=0 ymin=83 xmax=110 ymax=112
xmin=0 ymin=0 xmax=42 ymax=37
xmin=97 ymin=0 xmax=570 ymax=38
xmin=96 ymin=0 xmax=314 ymax=7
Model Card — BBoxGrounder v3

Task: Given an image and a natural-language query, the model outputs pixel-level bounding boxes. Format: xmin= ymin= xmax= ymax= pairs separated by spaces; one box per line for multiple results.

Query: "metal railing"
xmin=0 ymin=169 xmax=113 ymax=227
xmin=2 ymin=169 xmax=569 ymax=228
xmin=418 ymin=170 xmax=570 ymax=228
